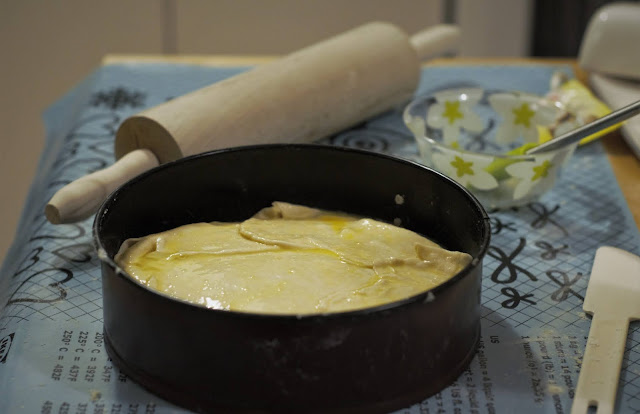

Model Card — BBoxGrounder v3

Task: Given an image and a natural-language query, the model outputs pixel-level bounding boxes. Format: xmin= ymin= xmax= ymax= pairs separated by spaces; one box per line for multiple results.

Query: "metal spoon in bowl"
xmin=527 ymin=99 xmax=640 ymax=154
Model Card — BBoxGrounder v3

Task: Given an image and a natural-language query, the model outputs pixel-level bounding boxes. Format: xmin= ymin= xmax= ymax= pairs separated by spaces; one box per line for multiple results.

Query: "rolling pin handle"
xmin=45 ymin=149 xmax=160 ymax=224
xmin=410 ymin=24 xmax=461 ymax=61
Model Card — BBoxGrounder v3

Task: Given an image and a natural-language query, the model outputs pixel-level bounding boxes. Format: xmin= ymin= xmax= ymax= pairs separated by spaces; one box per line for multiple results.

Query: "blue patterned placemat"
xmin=0 ymin=63 xmax=638 ymax=413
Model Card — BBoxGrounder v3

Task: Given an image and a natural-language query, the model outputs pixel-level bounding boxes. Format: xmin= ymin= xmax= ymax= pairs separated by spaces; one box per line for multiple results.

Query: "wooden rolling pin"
xmin=45 ymin=22 xmax=460 ymax=224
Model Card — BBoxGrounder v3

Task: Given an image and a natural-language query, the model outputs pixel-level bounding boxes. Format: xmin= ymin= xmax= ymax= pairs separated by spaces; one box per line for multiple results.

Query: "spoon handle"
xmin=528 ymin=99 xmax=640 ymax=154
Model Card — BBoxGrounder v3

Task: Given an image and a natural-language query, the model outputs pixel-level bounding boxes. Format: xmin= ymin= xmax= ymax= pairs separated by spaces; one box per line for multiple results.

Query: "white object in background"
xmin=571 ymin=246 xmax=640 ymax=414
xmin=579 ymin=2 xmax=640 ymax=80
xmin=590 ymin=73 xmax=640 ymax=159
xmin=578 ymin=2 xmax=640 ymax=159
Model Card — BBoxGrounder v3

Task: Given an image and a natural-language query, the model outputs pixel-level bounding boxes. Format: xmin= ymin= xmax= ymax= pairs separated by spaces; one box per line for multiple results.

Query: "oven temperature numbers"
xmin=51 ymin=364 xmax=64 ymax=381
xmin=102 ymin=365 xmax=113 ymax=382
xmin=67 ymin=365 xmax=80 ymax=382
xmin=52 ymin=330 xmax=111 ymax=384
xmin=41 ymin=401 xmax=157 ymax=414
xmin=84 ymin=365 xmax=96 ymax=383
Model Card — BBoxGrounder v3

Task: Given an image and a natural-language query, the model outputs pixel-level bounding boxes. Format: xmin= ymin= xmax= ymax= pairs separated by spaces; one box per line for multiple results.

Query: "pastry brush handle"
xmin=45 ymin=149 xmax=160 ymax=224
xmin=571 ymin=313 xmax=629 ymax=414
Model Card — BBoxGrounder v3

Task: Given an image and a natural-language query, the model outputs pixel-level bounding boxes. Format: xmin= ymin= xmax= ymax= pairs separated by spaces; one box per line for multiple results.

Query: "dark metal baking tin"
xmin=94 ymin=144 xmax=491 ymax=413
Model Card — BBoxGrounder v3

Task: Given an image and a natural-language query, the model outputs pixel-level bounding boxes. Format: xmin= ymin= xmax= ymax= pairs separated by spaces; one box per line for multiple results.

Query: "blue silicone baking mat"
xmin=0 ymin=63 xmax=638 ymax=413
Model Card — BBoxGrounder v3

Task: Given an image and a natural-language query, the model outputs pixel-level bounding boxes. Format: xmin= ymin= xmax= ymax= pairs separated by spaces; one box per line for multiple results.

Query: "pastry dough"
xmin=115 ymin=202 xmax=471 ymax=314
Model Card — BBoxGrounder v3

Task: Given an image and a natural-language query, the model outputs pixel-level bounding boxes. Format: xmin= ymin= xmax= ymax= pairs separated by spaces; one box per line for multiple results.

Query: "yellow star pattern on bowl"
xmin=488 ymin=93 xmax=559 ymax=144
xmin=426 ymin=89 xmax=484 ymax=145
xmin=512 ymin=103 xmax=536 ymax=128
xmin=432 ymin=150 xmax=498 ymax=191
xmin=443 ymin=101 xmax=464 ymax=125
xmin=505 ymin=155 xmax=558 ymax=199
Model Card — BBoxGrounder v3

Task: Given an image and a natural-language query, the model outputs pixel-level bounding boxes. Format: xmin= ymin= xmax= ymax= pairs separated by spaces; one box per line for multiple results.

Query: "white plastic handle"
xmin=571 ymin=313 xmax=628 ymax=414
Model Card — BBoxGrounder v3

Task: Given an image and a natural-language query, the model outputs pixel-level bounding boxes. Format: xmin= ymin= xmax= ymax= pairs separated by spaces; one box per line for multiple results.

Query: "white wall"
xmin=456 ymin=0 xmax=533 ymax=57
